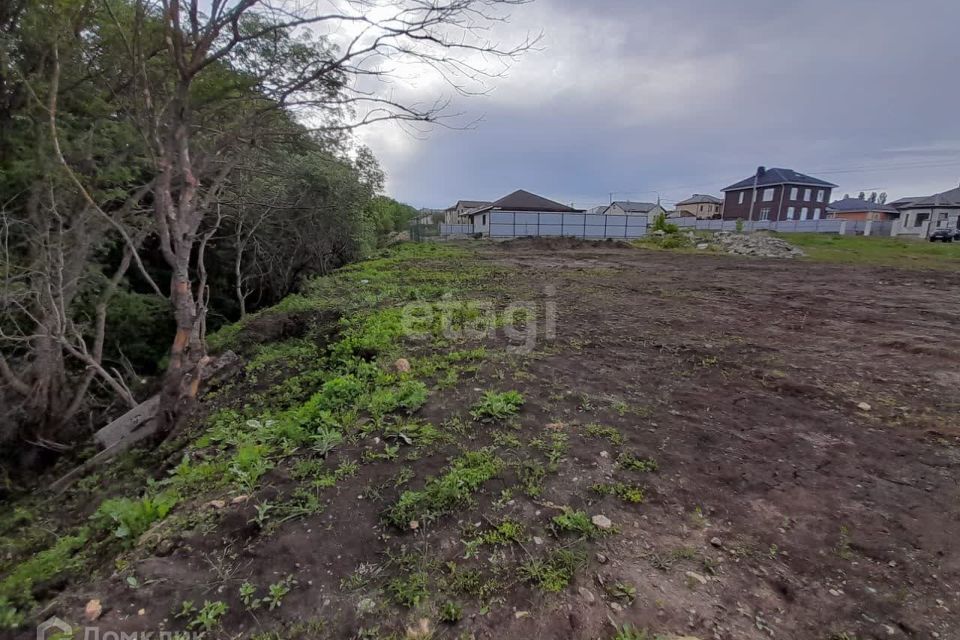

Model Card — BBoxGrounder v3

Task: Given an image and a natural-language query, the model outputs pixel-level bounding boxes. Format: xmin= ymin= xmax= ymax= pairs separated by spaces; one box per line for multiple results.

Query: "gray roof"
xmin=611 ymin=200 xmax=660 ymax=213
xmin=446 ymin=199 xmax=492 ymax=211
xmin=722 ymin=167 xmax=838 ymax=192
xmin=888 ymin=196 xmax=921 ymax=209
xmin=826 ymin=197 xmax=898 ymax=214
xmin=471 ymin=189 xmax=580 ymax=214
xmin=899 ymin=185 xmax=960 ymax=209
xmin=675 ymin=194 xmax=722 ymax=206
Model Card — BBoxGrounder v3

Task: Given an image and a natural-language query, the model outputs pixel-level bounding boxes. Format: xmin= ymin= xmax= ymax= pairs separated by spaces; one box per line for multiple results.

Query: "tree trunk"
xmin=156 ymin=269 xmax=205 ymax=435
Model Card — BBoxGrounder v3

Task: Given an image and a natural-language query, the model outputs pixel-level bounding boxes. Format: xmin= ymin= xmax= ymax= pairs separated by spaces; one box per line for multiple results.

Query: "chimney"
xmin=757 ymin=166 xmax=766 ymax=177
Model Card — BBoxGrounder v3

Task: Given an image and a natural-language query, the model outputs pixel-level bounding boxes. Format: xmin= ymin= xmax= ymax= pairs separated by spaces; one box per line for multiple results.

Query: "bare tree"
xmin=93 ymin=0 xmax=538 ymax=434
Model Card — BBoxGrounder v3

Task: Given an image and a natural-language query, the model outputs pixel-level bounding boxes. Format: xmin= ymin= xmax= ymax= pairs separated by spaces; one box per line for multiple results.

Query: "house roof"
xmin=610 ymin=200 xmax=660 ymax=214
xmin=888 ymin=197 xmax=921 ymax=209
xmin=899 ymin=185 xmax=960 ymax=209
xmin=722 ymin=167 xmax=838 ymax=192
xmin=470 ymin=189 xmax=580 ymax=214
xmin=446 ymin=199 xmax=492 ymax=211
xmin=826 ymin=197 xmax=898 ymax=214
xmin=675 ymin=194 xmax=722 ymax=206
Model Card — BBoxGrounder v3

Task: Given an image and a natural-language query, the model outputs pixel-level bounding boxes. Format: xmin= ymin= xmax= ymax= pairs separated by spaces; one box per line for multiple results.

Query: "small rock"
xmin=710 ymin=537 xmax=723 ymax=548
xmin=883 ymin=624 xmax=896 ymax=636
xmin=155 ymin=538 xmax=175 ymax=557
xmin=409 ymin=520 xmax=419 ymax=530
xmin=515 ymin=611 xmax=530 ymax=619
xmin=599 ymin=451 xmax=609 ymax=459
xmin=207 ymin=499 xmax=226 ymax=509
xmin=610 ymin=602 xmax=624 ymax=612
xmin=578 ymin=587 xmax=596 ymax=604
xmin=686 ymin=571 xmax=708 ymax=585
xmin=393 ymin=358 xmax=411 ymax=373
xmin=85 ymin=599 xmax=103 ymax=621
xmin=857 ymin=402 xmax=872 ymax=411
xmin=591 ymin=515 xmax=613 ymax=530
xmin=532 ymin=536 xmax=544 ymax=546
xmin=596 ymin=553 xmax=609 ymax=564
xmin=828 ymin=589 xmax=842 ymax=597
xmin=231 ymin=495 xmax=249 ymax=504
xmin=696 ymin=243 xmax=710 ymax=250
xmin=137 ymin=608 xmax=146 ymax=616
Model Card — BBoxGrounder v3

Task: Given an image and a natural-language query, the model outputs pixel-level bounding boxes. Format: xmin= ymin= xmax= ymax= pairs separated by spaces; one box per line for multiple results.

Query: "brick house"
xmin=825 ymin=196 xmax=899 ymax=221
xmin=721 ymin=167 xmax=837 ymax=222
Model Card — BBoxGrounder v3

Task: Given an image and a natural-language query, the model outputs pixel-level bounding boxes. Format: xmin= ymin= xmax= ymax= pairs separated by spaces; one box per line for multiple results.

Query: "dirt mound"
xmin=709 ymin=231 xmax=805 ymax=258
xmin=500 ymin=236 xmax=633 ymax=251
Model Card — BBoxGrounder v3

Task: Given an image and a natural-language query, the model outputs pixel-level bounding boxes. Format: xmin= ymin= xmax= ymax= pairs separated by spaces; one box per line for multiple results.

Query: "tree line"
xmin=0 ymin=0 xmax=533 ymax=481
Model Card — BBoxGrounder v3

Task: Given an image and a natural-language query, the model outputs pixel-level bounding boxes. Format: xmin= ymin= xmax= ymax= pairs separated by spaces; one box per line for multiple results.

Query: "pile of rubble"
xmin=704 ymin=231 xmax=806 ymax=259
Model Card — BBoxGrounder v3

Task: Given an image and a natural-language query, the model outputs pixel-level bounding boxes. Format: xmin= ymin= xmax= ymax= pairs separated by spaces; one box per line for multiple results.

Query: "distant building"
xmin=826 ymin=197 xmax=899 ymax=221
xmin=892 ymin=184 xmax=960 ymax=231
xmin=675 ymin=194 xmax=722 ymax=219
xmin=721 ymin=167 xmax=837 ymax=222
xmin=465 ymin=189 xmax=582 ymax=234
xmin=606 ymin=201 xmax=667 ymax=218
xmin=443 ymin=199 xmax=492 ymax=224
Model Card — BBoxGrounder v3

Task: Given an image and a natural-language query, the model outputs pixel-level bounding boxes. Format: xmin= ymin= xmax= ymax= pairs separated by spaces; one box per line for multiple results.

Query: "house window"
xmin=786 ymin=206 xmax=795 ymax=219
xmin=762 ymin=188 xmax=775 ymax=202
xmin=800 ymin=207 xmax=809 ymax=220
xmin=790 ymin=187 xmax=798 ymax=200
xmin=482 ymin=214 xmax=487 ymax=225
xmin=759 ymin=208 xmax=771 ymax=221
xmin=816 ymin=189 xmax=824 ymax=202
xmin=813 ymin=208 xmax=821 ymax=220
xmin=804 ymin=188 xmax=812 ymax=201
xmin=738 ymin=192 xmax=745 ymax=205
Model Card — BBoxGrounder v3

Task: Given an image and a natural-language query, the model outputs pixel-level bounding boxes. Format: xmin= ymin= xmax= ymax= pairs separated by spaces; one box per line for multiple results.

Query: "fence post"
xmin=863 ymin=220 xmax=873 ymax=236
xmin=838 ymin=220 xmax=847 ymax=235
xmin=561 ymin=214 xmax=565 ymax=237
xmin=582 ymin=213 xmax=586 ymax=239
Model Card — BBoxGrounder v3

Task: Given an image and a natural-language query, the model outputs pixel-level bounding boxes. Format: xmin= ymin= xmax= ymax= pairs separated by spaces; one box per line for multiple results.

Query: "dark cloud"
xmin=362 ymin=0 xmax=960 ymax=208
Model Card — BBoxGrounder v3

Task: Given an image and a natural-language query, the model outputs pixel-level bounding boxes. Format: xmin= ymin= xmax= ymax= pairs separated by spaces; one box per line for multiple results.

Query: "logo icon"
xmin=37 ymin=616 xmax=72 ymax=640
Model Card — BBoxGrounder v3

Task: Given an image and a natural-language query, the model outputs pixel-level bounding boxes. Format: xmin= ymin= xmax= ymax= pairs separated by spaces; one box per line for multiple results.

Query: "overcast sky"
xmin=356 ymin=0 xmax=960 ymax=210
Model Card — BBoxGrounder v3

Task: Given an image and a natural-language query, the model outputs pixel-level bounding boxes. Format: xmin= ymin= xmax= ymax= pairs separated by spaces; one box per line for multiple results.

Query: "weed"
xmin=310 ymin=427 xmax=343 ymax=457
xmin=550 ymin=508 xmax=600 ymax=538
xmin=386 ymin=450 xmax=503 ymax=528
xmin=266 ymin=575 xmax=296 ymax=610
xmin=606 ymin=582 xmax=637 ymax=603
xmin=613 ymin=623 xmax=654 ymax=640
xmin=93 ymin=492 xmax=178 ymax=541
xmin=189 ymin=600 xmax=228 ymax=631
xmin=239 ymin=581 xmax=260 ymax=610
xmin=836 ymin=525 xmax=853 ymax=560
xmin=470 ymin=391 xmax=524 ymax=422
xmin=617 ymin=452 xmax=658 ymax=473
xmin=387 ymin=572 xmax=430 ymax=608
xmin=439 ymin=600 xmax=463 ymax=624
xmin=584 ymin=423 xmax=624 ymax=446
xmin=591 ymin=482 xmax=646 ymax=504
xmin=518 ymin=460 xmax=547 ymax=497
xmin=519 ymin=548 xmax=586 ymax=593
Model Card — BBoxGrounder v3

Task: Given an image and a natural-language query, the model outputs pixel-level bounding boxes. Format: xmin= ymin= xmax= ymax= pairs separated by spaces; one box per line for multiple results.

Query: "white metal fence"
xmin=671 ymin=218 xmax=846 ymax=233
xmin=487 ymin=211 xmax=648 ymax=239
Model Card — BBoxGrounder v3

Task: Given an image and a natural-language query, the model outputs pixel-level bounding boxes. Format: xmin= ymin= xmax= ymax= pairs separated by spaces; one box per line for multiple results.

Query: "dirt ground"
xmin=34 ymin=239 xmax=960 ymax=640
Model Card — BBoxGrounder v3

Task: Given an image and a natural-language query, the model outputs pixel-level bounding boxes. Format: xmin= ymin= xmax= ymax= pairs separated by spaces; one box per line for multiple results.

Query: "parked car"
xmin=929 ymin=228 xmax=960 ymax=242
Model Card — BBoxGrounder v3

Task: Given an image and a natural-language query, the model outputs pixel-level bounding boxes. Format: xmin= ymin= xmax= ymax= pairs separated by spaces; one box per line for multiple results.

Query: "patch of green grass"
xmin=0 ymin=531 xmax=89 ymax=625
xmin=618 ymin=452 xmax=658 ymax=473
xmin=519 ymin=548 xmax=586 ymax=593
xmin=774 ymin=233 xmax=960 ymax=270
xmin=550 ymin=508 xmax=601 ymax=538
xmin=470 ymin=390 xmax=525 ymax=422
xmin=439 ymin=600 xmax=463 ymax=624
xmin=387 ymin=571 xmax=430 ymax=608
xmin=591 ymin=482 xmax=646 ymax=503
xmin=518 ymin=460 xmax=547 ymax=497
xmin=386 ymin=450 xmax=504 ymax=527
xmin=584 ymin=423 xmax=624 ymax=446
xmin=92 ymin=492 xmax=179 ymax=541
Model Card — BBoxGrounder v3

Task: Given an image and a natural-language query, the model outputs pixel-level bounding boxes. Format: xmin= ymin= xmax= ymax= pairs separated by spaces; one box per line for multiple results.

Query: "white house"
xmin=892 ymin=185 xmax=960 ymax=234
